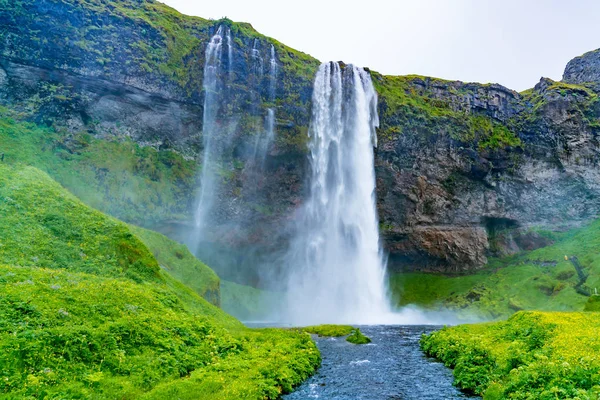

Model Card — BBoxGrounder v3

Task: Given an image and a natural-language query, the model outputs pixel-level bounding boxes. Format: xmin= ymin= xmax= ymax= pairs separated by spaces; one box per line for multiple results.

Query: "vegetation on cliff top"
xmin=0 ymin=163 xmax=321 ymax=399
xmin=372 ymin=73 xmax=522 ymax=150
xmin=422 ymin=311 xmax=600 ymax=399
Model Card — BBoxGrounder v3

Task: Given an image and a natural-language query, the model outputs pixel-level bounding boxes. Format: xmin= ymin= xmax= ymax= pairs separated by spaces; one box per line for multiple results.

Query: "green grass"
xmin=0 ymin=163 xmax=321 ymax=398
xmin=421 ymin=311 xmax=600 ymax=399
xmin=346 ymin=329 xmax=372 ymax=345
xmin=302 ymin=325 xmax=355 ymax=337
xmin=372 ymin=73 xmax=522 ymax=150
xmin=221 ymin=280 xmax=280 ymax=320
xmin=130 ymin=226 xmax=220 ymax=306
xmin=301 ymin=325 xmax=371 ymax=344
xmin=0 ymin=109 xmax=197 ymax=224
xmin=0 ymin=163 xmax=161 ymax=283
xmin=390 ymin=220 xmax=600 ymax=318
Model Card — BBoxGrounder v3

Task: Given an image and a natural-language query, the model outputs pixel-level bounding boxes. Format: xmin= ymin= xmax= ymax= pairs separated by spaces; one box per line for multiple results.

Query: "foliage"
xmin=421 ymin=311 xmax=600 ymax=399
xmin=0 ymin=164 xmax=321 ymax=398
xmin=129 ymin=225 xmax=221 ymax=306
xmin=0 ymin=265 xmax=320 ymax=399
xmin=0 ymin=110 xmax=197 ymax=224
xmin=346 ymin=329 xmax=372 ymax=345
xmin=584 ymin=295 xmax=600 ymax=311
xmin=301 ymin=325 xmax=372 ymax=344
xmin=302 ymin=325 xmax=355 ymax=337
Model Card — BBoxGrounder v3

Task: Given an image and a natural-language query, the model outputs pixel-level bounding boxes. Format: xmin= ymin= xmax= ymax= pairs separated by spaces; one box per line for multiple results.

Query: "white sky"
xmin=161 ymin=0 xmax=600 ymax=91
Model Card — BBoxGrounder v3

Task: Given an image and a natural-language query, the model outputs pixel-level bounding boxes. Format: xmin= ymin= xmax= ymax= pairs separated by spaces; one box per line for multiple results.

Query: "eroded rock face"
xmin=374 ymin=69 xmax=600 ymax=273
xmin=563 ymin=49 xmax=600 ymax=87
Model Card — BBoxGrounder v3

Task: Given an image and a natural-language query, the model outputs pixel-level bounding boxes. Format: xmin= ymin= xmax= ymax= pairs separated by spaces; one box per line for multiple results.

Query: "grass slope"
xmin=0 ymin=108 xmax=197 ymax=224
xmin=220 ymin=280 xmax=280 ymax=320
xmin=421 ymin=311 xmax=600 ymax=399
xmin=130 ymin=225 xmax=220 ymax=306
xmin=390 ymin=221 xmax=600 ymax=318
xmin=0 ymin=163 xmax=320 ymax=398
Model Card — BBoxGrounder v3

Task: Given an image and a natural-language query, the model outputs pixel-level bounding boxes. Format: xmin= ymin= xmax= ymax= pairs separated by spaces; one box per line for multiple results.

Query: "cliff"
xmin=2 ymin=0 xmax=600 ymax=282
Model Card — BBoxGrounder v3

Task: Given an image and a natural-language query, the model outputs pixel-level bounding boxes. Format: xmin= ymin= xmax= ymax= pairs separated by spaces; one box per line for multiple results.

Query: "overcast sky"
xmin=162 ymin=0 xmax=600 ymax=91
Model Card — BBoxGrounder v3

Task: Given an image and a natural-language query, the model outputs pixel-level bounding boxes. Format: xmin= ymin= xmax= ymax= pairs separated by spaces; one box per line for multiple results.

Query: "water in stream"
xmin=285 ymin=325 xmax=479 ymax=400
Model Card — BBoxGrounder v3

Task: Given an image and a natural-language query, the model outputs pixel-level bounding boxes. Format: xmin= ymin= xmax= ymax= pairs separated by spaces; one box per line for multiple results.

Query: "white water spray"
xmin=284 ymin=62 xmax=392 ymax=325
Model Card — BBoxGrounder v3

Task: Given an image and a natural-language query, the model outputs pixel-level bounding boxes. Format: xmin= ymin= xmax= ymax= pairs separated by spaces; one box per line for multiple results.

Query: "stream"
xmin=284 ymin=325 xmax=479 ymax=400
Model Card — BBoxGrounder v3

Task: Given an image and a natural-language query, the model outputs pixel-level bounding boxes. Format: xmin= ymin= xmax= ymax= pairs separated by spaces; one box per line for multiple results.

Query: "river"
xmin=284 ymin=325 xmax=479 ymax=400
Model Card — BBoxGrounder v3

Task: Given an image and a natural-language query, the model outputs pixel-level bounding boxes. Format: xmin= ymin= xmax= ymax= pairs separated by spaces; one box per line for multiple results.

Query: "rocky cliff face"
xmin=374 ymin=75 xmax=600 ymax=272
xmin=2 ymin=0 xmax=600 ymax=282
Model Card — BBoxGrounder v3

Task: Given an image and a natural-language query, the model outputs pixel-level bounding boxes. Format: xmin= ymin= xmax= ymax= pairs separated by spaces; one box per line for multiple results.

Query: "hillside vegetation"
xmin=422 ymin=311 xmax=600 ymax=399
xmin=390 ymin=220 xmax=600 ymax=318
xmin=0 ymin=163 xmax=320 ymax=399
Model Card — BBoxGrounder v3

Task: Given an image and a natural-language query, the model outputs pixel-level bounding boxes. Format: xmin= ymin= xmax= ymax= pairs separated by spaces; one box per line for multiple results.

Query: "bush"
xmin=421 ymin=311 xmax=600 ymax=398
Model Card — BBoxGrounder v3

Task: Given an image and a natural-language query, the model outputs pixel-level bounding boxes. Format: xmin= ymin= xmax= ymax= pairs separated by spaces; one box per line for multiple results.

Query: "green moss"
xmin=372 ymin=73 xmax=521 ymax=151
xmin=421 ymin=311 xmax=600 ymax=398
xmin=584 ymin=295 xmax=600 ymax=311
xmin=300 ymin=325 xmax=371 ymax=345
xmin=302 ymin=325 xmax=354 ymax=337
xmin=346 ymin=329 xmax=371 ymax=345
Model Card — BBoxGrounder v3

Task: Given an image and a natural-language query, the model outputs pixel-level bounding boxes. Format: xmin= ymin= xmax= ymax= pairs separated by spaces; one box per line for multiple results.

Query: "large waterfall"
xmin=285 ymin=62 xmax=392 ymax=325
xmin=194 ymin=26 xmax=224 ymax=243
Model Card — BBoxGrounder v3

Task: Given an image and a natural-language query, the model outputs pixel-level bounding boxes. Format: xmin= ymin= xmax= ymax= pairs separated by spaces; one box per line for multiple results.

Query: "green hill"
xmin=0 ymin=163 xmax=320 ymax=399
xmin=391 ymin=221 xmax=600 ymax=318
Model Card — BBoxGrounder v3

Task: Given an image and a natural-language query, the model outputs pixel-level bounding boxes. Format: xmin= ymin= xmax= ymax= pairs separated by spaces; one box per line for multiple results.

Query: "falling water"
xmin=193 ymin=26 xmax=225 ymax=246
xmin=264 ymin=45 xmax=277 ymax=146
xmin=284 ymin=62 xmax=392 ymax=325
xmin=268 ymin=44 xmax=278 ymax=100
xmin=251 ymin=39 xmax=264 ymax=76
xmin=249 ymin=42 xmax=277 ymax=167
xmin=226 ymin=28 xmax=233 ymax=79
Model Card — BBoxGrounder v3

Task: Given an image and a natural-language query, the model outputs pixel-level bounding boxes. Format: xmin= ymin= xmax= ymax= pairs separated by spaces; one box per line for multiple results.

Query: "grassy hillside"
xmin=0 ymin=163 xmax=161 ymax=283
xmin=421 ymin=311 xmax=600 ymax=399
xmin=0 ymin=163 xmax=320 ymax=399
xmin=130 ymin=225 xmax=220 ymax=306
xmin=390 ymin=221 xmax=600 ymax=318
xmin=0 ymin=107 xmax=197 ymax=224
xmin=221 ymin=280 xmax=280 ymax=320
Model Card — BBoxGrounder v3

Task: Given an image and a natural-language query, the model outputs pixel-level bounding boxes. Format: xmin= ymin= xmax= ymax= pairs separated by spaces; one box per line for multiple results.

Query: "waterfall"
xmin=284 ymin=62 xmax=391 ymax=325
xmin=248 ymin=42 xmax=277 ymax=168
xmin=193 ymin=26 xmax=225 ymax=245
xmin=264 ymin=45 xmax=277 ymax=147
xmin=226 ymin=28 xmax=233 ymax=79
xmin=268 ymin=44 xmax=278 ymax=100
xmin=251 ymin=39 xmax=264 ymax=76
